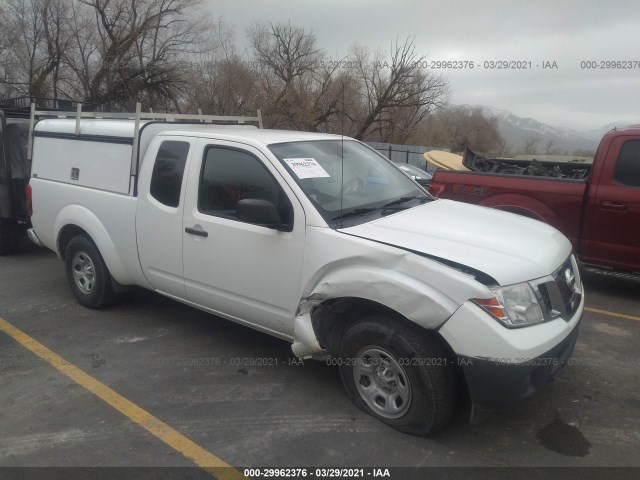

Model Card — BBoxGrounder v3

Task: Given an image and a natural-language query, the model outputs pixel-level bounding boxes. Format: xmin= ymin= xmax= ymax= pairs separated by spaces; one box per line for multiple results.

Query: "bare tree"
xmin=350 ymin=38 xmax=448 ymax=141
xmin=41 ymin=0 xmax=74 ymax=101
xmin=0 ymin=0 xmax=206 ymax=110
xmin=0 ymin=0 xmax=45 ymax=97
xmin=523 ymin=136 xmax=540 ymax=155
xmin=0 ymin=2 xmax=9 ymax=99
xmin=61 ymin=1 xmax=99 ymax=102
xmin=414 ymin=112 xmax=453 ymax=148
xmin=496 ymin=136 xmax=511 ymax=158
xmin=543 ymin=138 xmax=558 ymax=155
xmin=419 ymin=106 xmax=503 ymax=153
xmin=251 ymin=21 xmax=319 ymax=128
xmin=2 ymin=11 xmax=451 ymax=141
xmin=249 ymin=21 xmax=350 ymax=131
xmin=189 ymin=55 xmax=259 ymax=115
xmin=0 ymin=0 xmax=71 ymax=101
xmin=184 ymin=19 xmax=259 ymax=116
xmin=66 ymin=0 xmax=204 ymax=110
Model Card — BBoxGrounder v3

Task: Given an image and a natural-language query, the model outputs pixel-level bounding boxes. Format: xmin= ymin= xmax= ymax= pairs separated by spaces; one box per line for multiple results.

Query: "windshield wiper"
xmin=333 ymin=196 xmax=431 ymax=221
xmin=381 ymin=195 xmax=429 ymax=208
xmin=332 ymin=207 xmax=378 ymax=221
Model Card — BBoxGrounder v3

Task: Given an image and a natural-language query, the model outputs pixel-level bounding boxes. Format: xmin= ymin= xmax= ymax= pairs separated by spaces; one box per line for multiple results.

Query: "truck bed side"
xmin=29 ymin=178 xmax=147 ymax=287
xmin=430 ymin=171 xmax=587 ymax=248
xmin=29 ymin=129 xmax=148 ymax=288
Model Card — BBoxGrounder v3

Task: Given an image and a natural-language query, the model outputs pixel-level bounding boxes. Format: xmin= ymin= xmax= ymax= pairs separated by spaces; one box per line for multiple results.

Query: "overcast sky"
xmin=206 ymin=0 xmax=640 ymax=131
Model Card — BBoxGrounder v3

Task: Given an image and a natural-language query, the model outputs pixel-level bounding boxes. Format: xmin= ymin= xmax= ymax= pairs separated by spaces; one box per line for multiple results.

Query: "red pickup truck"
xmin=429 ymin=126 xmax=640 ymax=276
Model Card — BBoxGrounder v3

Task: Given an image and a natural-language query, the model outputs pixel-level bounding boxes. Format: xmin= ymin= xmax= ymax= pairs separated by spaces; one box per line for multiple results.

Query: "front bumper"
xmin=439 ymin=285 xmax=584 ymax=410
xmin=458 ymin=311 xmax=582 ymax=409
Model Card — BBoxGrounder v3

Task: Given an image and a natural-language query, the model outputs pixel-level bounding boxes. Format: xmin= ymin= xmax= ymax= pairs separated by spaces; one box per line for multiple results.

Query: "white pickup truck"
xmin=27 ymin=106 xmax=584 ymax=435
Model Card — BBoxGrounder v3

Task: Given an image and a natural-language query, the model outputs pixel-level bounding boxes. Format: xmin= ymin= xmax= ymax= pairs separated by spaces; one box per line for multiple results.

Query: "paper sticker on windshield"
xmin=284 ymin=158 xmax=330 ymax=179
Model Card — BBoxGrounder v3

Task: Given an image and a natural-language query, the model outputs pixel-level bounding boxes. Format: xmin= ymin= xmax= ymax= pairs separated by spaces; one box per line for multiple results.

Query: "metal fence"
xmin=365 ymin=141 xmax=449 ymax=173
xmin=0 ymin=96 xmax=95 ymax=118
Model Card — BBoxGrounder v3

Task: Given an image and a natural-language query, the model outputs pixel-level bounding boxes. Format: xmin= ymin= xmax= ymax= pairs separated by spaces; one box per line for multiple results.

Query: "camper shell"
xmin=31 ymin=106 xmax=263 ymax=197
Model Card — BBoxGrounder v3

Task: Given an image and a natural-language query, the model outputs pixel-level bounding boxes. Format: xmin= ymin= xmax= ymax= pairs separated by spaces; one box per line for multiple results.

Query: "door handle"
xmin=185 ymin=227 xmax=208 ymax=237
xmin=601 ymin=200 xmax=627 ymax=211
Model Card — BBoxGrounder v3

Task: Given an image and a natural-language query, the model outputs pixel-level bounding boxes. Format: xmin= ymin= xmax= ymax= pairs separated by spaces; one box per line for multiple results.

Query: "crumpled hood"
xmin=339 ymin=199 xmax=572 ymax=286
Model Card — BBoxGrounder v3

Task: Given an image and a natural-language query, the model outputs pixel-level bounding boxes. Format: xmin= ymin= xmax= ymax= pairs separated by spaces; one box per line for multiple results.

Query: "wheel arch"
xmin=54 ymin=205 xmax=130 ymax=284
xmin=58 ymin=224 xmax=90 ymax=260
xmin=478 ymin=193 xmax=554 ymax=224
xmin=310 ymin=296 xmax=457 ymax=360
xmin=291 ymin=264 xmax=460 ymax=358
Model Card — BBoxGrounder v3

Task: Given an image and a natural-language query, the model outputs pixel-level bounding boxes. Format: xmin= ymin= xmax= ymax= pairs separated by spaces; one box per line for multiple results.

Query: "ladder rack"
xmin=27 ymin=101 xmax=263 ymax=164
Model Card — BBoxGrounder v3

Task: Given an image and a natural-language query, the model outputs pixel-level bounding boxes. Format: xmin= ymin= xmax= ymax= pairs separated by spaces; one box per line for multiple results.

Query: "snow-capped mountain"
xmin=459 ymin=105 xmax=636 ymax=154
xmin=581 ymin=121 xmax=638 ymax=142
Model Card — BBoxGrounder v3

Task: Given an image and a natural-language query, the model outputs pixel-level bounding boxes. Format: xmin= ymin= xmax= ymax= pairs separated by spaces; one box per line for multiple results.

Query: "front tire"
xmin=64 ymin=236 xmax=115 ymax=308
xmin=338 ymin=315 xmax=457 ymax=436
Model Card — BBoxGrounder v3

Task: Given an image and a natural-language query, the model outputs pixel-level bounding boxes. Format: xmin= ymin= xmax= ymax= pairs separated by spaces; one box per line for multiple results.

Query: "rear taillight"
xmin=429 ymin=182 xmax=446 ymax=197
xmin=25 ymin=184 xmax=33 ymax=217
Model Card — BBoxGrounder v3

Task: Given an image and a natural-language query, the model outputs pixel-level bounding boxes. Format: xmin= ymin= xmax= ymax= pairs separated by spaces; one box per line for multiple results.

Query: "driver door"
xmin=182 ymin=139 xmax=306 ymax=338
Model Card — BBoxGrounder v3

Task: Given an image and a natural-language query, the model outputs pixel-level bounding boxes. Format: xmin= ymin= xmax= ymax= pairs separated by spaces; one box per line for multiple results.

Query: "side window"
xmin=198 ymin=147 xmax=291 ymax=226
xmin=614 ymin=140 xmax=640 ymax=187
xmin=149 ymin=141 xmax=190 ymax=207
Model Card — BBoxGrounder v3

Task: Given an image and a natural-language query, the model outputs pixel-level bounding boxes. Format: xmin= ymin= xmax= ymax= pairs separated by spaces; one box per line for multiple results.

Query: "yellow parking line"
xmin=585 ymin=307 xmax=640 ymax=323
xmin=0 ymin=317 xmax=245 ymax=480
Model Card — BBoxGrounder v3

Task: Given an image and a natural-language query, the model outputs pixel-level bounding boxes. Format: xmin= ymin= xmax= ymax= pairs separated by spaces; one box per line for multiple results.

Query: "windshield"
xmin=398 ymin=164 xmax=432 ymax=179
xmin=269 ymin=139 xmax=431 ymax=226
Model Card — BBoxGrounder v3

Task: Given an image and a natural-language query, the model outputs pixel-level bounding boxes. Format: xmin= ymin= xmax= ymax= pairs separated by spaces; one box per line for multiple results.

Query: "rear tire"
xmin=64 ymin=236 xmax=116 ymax=308
xmin=338 ymin=315 xmax=457 ymax=436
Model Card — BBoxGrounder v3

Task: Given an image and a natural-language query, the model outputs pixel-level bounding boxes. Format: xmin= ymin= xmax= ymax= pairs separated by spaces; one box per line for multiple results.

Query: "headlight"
xmin=473 ymin=282 xmax=545 ymax=328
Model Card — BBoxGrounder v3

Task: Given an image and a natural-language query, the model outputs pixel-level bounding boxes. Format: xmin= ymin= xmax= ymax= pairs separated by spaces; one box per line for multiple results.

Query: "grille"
xmin=533 ymin=256 xmax=581 ymax=322
xmin=537 ymin=283 xmax=554 ymax=316
xmin=553 ymin=257 xmax=580 ymax=318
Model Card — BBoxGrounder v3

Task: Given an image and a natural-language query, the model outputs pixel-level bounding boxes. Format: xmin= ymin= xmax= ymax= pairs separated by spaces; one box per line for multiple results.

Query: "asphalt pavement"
xmin=1 ymin=243 xmax=639 ymax=478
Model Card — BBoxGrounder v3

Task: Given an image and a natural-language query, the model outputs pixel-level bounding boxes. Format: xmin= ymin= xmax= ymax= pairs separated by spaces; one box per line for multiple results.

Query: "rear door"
xmin=584 ymin=136 xmax=640 ymax=270
xmin=136 ymin=136 xmax=195 ymax=297
xmin=181 ymin=139 xmax=305 ymax=338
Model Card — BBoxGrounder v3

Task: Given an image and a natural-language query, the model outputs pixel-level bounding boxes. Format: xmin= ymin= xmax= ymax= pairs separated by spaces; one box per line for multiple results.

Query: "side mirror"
xmin=237 ymin=198 xmax=283 ymax=229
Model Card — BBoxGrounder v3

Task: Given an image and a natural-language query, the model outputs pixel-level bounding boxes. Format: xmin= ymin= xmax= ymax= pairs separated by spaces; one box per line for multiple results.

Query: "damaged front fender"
xmin=291 ymin=293 xmax=327 ymax=358
xmin=291 ymin=265 xmax=459 ymax=358
xmin=289 ymin=226 xmax=495 ymax=359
